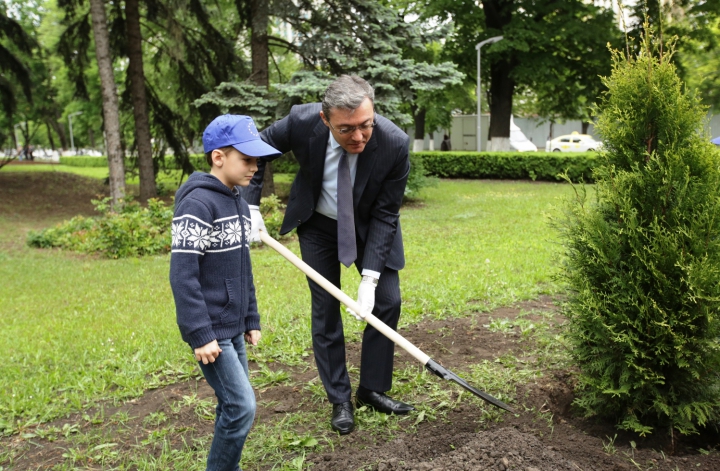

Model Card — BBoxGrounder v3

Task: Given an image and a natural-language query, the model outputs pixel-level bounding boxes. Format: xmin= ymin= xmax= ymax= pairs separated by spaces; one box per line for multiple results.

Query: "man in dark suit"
xmin=243 ymin=75 xmax=413 ymax=434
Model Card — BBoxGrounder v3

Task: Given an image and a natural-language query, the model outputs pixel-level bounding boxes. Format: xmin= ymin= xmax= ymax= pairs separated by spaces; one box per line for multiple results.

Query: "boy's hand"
xmin=245 ymin=330 xmax=261 ymax=346
xmin=194 ymin=340 xmax=222 ymax=364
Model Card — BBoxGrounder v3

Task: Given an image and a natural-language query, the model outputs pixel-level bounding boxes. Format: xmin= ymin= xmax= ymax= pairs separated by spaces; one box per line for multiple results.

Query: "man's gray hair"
xmin=322 ymin=75 xmax=375 ymax=119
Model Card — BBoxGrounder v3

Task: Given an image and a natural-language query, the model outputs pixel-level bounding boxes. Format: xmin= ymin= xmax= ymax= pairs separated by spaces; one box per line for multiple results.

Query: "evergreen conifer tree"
xmin=557 ymin=28 xmax=720 ymax=438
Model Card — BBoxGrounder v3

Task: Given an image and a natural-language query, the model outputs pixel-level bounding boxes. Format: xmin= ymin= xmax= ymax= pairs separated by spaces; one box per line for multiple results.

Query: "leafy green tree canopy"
xmin=420 ymin=0 xmax=621 ymax=140
xmin=199 ymin=0 xmax=464 ymax=127
xmin=0 ymin=1 xmax=36 ymax=116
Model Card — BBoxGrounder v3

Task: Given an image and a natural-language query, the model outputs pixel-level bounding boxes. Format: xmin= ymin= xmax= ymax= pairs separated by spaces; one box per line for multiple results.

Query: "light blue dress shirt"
xmin=316 ymin=133 xmax=358 ymax=220
xmin=316 ymin=133 xmax=380 ymax=279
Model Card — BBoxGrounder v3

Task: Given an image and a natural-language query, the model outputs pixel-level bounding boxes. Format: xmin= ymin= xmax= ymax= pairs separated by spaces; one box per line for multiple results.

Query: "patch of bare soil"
xmin=5 ymin=297 xmax=720 ymax=470
xmin=306 ymin=299 xmax=720 ymax=471
xmin=0 ymin=171 xmax=107 ymax=249
xmin=0 ymin=170 xmax=107 ymax=221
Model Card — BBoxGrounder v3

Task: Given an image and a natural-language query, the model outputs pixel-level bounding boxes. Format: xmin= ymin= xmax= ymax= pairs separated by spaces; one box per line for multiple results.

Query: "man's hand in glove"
xmin=348 ymin=275 xmax=378 ymax=321
xmin=248 ymin=205 xmax=266 ymax=243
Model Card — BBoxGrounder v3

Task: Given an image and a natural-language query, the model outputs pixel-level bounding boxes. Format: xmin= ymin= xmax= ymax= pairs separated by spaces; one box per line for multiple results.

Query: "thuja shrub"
xmin=555 ymin=35 xmax=720 ymax=436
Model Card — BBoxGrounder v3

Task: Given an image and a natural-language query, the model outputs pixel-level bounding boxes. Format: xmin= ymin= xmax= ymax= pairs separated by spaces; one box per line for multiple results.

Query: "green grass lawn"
xmin=0 ymin=178 xmax=568 ymax=424
xmin=0 ymin=177 xmax=572 ymax=468
xmin=401 ymin=181 xmax=562 ymax=321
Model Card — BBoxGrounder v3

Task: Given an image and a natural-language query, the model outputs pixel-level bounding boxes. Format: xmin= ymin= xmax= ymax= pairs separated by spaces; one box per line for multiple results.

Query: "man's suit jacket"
xmin=242 ymin=103 xmax=410 ymax=272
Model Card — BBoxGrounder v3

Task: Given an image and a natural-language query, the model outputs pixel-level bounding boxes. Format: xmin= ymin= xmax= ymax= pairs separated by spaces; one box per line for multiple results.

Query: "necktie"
xmin=337 ymin=150 xmax=357 ymax=267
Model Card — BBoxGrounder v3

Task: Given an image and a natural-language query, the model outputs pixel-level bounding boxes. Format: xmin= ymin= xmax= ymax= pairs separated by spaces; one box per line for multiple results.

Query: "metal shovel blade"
xmin=425 ymin=358 xmax=514 ymax=413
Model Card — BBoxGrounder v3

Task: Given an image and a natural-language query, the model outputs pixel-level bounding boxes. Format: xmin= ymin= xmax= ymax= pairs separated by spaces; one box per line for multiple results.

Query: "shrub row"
xmin=59 ymin=156 xmax=110 ymax=167
xmin=59 ymin=155 xmax=211 ymax=169
xmin=61 ymin=153 xmax=299 ymax=173
xmin=61 ymin=151 xmax=598 ymax=183
xmin=27 ymin=197 xmax=173 ymax=258
xmin=27 ymin=195 xmax=290 ymax=258
xmin=415 ymin=151 xmax=598 ymax=182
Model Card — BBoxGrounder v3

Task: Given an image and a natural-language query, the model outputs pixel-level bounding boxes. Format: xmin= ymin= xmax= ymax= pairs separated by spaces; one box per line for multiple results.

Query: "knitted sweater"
xmin=169 ymin=172 xmax=260 ymax=349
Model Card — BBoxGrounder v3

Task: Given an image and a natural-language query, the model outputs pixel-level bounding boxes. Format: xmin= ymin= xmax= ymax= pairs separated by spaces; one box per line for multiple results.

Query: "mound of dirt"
xmin=372 ymin=427 xmax=581 ymax=471
xmin=0 ymin=170 xmax=107 ymax=222
xmin=0 ymin=171 xmax=108 ymax=249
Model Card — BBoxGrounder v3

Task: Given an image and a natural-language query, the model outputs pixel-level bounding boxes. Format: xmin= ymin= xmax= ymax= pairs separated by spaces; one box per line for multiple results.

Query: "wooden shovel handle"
xmin=259 ymin=230 xmax=430 ymax=365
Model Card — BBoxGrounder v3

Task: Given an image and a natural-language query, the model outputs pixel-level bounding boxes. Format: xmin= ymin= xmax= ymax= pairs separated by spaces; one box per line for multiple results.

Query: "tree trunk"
xmin=581 ymin=121 xmax=590 ymax=134
xmin=20 ymin=125 xmax=30 ymax=160
xmin=546 ymin=120 xmax=555 ymax=151
xmin=125 ymin=0 xmax=156 ymax=202
xmin=11 ymin=125 xmax=17 ymax=152
xmin=413 ymin=107 xmax=426 ymax=152
xmin=20 ymin=122 xmax=38 ymax=160
xmin=487 ymin=59 xmax=515 ymax=151
xmin=50 ymin=114 xmax=69 ymax=150
xmin=89 ymin=0 xmax=125 ymax=206
xmin=250 ymin=0 xmax=275 ymax=197
xmin=250 ymin=0 xmax=269 ymax=88
xmin=482 ymin=0 xmax=514 ymax=152
xmin=46 ymin=122 xmax=56 ymax=150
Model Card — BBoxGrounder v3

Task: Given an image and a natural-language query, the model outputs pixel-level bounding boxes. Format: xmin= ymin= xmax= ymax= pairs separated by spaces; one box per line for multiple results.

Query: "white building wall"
xmin=445 ymin=115 xmax=595 ymax=151
xmin=448 ymin=115 xmax=490 ymax=151
xmin=413 ymin=113 xmax=719 ymax=151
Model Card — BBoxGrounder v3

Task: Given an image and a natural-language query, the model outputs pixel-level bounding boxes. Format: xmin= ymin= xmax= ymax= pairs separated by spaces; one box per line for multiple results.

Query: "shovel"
xmin=259 ymin=230 xmax=514 ymax=413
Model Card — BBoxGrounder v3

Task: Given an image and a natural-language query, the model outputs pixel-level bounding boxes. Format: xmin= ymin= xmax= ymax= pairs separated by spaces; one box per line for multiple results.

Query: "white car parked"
xmin=545 ymin=132 xmax=601 ymax=152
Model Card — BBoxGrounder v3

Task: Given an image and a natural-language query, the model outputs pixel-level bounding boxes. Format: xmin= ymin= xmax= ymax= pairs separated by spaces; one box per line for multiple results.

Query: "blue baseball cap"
xmin=202 ymin=114 xmax=282 ymax=158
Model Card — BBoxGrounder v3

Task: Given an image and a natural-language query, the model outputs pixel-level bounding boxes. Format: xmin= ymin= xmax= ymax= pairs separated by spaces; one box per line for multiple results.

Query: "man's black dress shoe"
xmin=331 ymin=402 xmax=355 ymax=434
xmin=356 ymin=386 xmax=414 ymax=415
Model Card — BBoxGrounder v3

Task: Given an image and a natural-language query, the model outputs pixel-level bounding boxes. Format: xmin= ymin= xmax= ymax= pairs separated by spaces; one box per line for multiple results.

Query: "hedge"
xmin=59 ymin=156 xmax=109 ymax=167
xmin=60 ymin=153 xmax=299 ymax=173
xmin=268 ymin=151 xmax=600 ymax=182
xmin=61 ymin=151 xmax=599 ymax=183
xmin=415 ymin=151 xmax=599 ymax=182
xmin=59 ymin=155 xmax=210 ymax=169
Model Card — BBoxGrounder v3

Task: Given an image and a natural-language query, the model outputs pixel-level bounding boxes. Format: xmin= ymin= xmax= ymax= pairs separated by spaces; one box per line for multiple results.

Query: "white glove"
xmin=347 ymin=276 xmax=377 ymax=321
xmin=248 ymin=205 xmax=266 ymax=243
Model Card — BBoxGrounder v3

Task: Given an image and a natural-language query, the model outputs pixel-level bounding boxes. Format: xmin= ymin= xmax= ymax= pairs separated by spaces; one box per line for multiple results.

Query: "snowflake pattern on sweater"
xmin=171 ymin=214 xmax=251 ymax=254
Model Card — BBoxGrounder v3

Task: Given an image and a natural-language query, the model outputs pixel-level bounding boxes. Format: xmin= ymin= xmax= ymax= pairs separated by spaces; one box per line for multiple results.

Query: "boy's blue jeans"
xmin=198 ymin=335 xmax=256 ymax=471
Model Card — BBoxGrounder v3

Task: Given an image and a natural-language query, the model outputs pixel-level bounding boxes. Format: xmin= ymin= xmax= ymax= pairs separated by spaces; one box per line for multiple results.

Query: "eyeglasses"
xmin=327 ymin=116 xmax=376 ymax=135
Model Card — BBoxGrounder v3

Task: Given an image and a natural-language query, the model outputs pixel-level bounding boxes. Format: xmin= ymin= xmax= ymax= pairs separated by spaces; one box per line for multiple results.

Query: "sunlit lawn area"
xmin=0 ymin=175 xmax=573 ymax=468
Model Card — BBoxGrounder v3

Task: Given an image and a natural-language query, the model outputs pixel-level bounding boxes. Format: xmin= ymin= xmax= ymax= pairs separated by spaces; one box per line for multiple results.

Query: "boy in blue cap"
xmin=170 ymin=115 xmax=281 ymax=471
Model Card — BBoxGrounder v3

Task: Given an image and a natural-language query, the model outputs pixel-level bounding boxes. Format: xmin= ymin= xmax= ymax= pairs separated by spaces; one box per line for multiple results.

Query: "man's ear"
xmin=211 ymin=149 xmax=225 ymax=167
xmin=319 ymin=111 xmax=329 ymax=127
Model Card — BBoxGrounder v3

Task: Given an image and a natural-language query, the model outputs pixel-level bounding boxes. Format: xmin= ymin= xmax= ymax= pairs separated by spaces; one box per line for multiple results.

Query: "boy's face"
xmin=210 ymin=147 xmax=259 ymax=188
